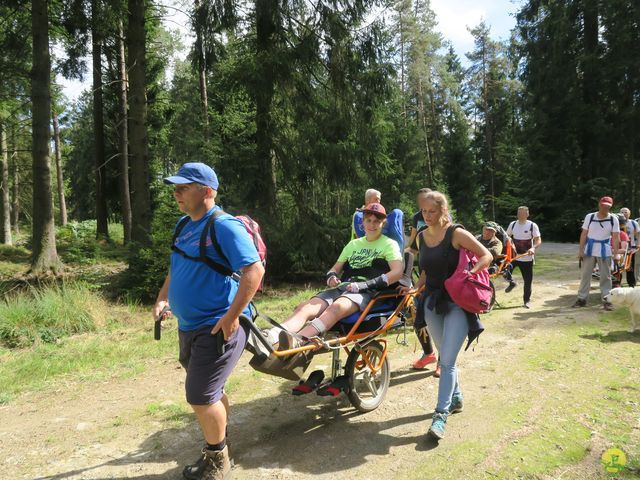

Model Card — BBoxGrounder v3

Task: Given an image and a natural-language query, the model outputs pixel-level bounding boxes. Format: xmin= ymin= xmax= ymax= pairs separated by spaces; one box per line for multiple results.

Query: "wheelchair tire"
xmin=345 ymin=340 xmax=390 ymax=413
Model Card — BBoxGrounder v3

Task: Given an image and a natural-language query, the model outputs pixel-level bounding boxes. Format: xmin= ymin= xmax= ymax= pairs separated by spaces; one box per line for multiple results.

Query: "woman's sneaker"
xmin=449 ymin=394 xmax=464 ymax=414
xmin=428 ymin=411 xmax=448 ymax=440
xmin=411 ymin=352 xmax=437 ymax=369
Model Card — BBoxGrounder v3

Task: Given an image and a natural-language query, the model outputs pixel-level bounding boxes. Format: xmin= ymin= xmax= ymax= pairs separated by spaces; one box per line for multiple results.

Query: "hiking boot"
xmin=412 ymin=352 xmax=437 ymax=370
xmin=183 ymin=446 xmax=231 ymax=480
xmin=572 ymin=299 xmax=587 ymax=308
xmin=505 ymin=281 xmax=517 ymax=293
xmin=428 ymin=411 xmax=448 ymax=440
xmin=449 ymin=394 xmax=464 ymax=414
xmin=278 ymin=329 xmax=302 ymax=351
xmin=603 ymin=301 xmax=614 ymax=312
xmin=434 ymin=364 xmax=441 ymax=378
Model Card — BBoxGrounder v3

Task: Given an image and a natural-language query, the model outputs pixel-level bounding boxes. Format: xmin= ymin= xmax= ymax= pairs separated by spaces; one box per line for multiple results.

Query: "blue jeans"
xmin=424 ymin=301 xmax=469 ymax=413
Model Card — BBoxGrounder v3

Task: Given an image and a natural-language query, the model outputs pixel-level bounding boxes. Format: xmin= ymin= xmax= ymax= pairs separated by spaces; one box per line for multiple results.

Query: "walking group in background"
xmin=573 ymin=196 xmax=640 ymax=310
xmin=152 ymin=162 xmax=637 ymax=480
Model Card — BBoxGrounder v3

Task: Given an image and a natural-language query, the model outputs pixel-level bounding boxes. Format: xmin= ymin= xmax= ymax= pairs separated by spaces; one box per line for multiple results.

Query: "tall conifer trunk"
xmin=194 ymin=0 xmax=209 ymax=139
xmin=52 ymin=110 xmax=67 ymax=226
xmin=117 ymin=18 xmax=132 ymax=244
xmin=11 ymin=134 xmax=19 ymax=234
xmin=30 ymin=0 xmax=61 ymax=274
xmin=127 ymin=0 xmax=151 ymax=245
xmin=0 ymin=123 xmax=12 ymax=245
xmin=92 ymin=0 xmax=109 ymax=239
xmin=254 ymin=0 xmax=277 ymax=215
xmin=581 ymin=0 xmax=599 ymax=177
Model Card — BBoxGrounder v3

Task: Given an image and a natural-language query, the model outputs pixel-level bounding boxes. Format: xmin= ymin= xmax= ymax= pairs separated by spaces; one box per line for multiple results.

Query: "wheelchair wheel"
xmin=345 ymin=340 xmax=390 ymax=413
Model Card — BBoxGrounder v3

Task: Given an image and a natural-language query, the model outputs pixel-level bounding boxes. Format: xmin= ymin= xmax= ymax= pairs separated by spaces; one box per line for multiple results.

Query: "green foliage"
xmin=0 ymin=282 xmax=97 ymax=348
xmin=119 ymin=188 xmax=178 ymax=302
xmin=56 ymin=220 xmax=125 ymax=264
xmin=11 ymin=0 xmax=640 ymax=287
xmin=515 ymin=0 xmax=640 ymax=239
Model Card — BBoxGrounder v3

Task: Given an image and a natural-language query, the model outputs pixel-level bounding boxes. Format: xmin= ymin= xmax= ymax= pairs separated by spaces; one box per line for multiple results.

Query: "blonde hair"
xmin=364 ymin=188 xmax=381 ymax=204
xmin=424 ymin=191 xmax=451 ymax=227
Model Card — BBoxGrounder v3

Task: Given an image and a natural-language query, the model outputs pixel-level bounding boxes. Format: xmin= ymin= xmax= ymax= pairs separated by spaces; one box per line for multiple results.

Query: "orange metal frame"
xmin=270 ymin=287 xmax=423 ymax=359
xmin=489 ymin=240 xmax=531 ymax=279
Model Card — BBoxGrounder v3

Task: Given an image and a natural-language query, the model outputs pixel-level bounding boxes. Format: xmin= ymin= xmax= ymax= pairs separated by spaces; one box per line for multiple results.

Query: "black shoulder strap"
xmin=208 ymin=209 xmax=230 ymax=265
xmin=170 ymin=211 xmax=235 ymax=278
xmin=588 ymin=213 xmax=613 ymax=228
xmin=171 ymin=216 xmax=190 ymax=247
xmin=199 ymin=209 xmax=234 ymax=277
xmin=508 ymin=221 xmax=516 ymax=234
xmin=443 ymin=224 xmax=464 ymax=260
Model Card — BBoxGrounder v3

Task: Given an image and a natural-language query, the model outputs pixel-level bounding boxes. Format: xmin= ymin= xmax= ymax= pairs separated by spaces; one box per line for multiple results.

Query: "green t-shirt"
xmin=338 ymin=234 xmax=402 ymax=281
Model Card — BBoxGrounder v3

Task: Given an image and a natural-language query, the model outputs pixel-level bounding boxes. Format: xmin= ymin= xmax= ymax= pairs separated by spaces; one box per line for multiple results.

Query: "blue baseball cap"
xmin=164 ymin=162 xmax=219 ymax=189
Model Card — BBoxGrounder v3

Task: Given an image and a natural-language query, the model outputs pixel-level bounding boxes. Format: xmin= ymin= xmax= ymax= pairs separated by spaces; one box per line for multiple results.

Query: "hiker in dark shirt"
xmin=401 ymin=191 xmax=491 ymax=441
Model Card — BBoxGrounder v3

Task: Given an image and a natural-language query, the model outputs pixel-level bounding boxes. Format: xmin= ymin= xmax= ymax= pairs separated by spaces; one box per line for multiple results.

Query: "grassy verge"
xmin=0 ymin=287 xmax=309 ymax=405
xmin=0 ymin=302 xmax=178 ymax=404
xmin=0 ymin=282 xmax=102 ymax=348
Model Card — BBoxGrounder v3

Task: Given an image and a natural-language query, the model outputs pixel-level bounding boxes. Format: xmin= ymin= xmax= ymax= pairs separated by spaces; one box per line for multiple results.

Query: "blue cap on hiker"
xmin=164 ymin=162 xmax=219 ymax=190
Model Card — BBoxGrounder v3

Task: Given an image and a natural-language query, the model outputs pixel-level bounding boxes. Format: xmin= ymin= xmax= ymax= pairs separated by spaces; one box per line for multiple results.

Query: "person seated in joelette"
xmin=613 ymin=214 xmax=630 ymax=255
xmin=275 ymin=203 xmax=404 ymax=350
xmin=476 ymin=222 xmax=503 ymax=261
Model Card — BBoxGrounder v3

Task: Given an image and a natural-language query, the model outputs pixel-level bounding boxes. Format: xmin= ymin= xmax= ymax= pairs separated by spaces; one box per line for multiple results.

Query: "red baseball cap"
xmin=599 ymin=196 xmax=613 ymax=206
xmin=360 ymin=202 xmax=387 ymax=219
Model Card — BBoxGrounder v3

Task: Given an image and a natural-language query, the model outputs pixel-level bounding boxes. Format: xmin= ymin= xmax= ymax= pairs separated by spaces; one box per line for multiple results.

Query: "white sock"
xmin=266 ymin=327 xmax=281 ymax=344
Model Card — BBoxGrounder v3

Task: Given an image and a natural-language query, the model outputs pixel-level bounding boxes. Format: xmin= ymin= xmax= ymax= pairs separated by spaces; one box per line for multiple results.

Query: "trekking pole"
xmin=154 ymin=305 xmax=171 ymax=341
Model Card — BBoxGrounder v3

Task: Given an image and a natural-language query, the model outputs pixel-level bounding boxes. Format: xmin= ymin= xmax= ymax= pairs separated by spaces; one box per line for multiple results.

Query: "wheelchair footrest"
xmin=292 ymin=370 xmax=324 ymax=395
xmin=317 ymin=375 xmax=350 ymax=397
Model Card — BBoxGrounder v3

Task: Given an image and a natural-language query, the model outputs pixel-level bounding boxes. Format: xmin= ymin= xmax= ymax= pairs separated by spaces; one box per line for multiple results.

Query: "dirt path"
xmin=2 ymin=244 xmax=638 ymax=479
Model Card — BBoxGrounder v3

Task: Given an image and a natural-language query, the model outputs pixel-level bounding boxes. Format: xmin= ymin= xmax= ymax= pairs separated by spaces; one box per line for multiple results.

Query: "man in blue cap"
xmin=153 ymin=162 xmax=264 ymax=479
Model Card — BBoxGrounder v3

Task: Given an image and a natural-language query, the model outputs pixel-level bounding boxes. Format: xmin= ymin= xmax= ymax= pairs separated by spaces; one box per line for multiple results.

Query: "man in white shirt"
xmin=573 ymin=196 xmax=621 ymax=310
xmin=506 ymin=206 xmax=542 ymax=309
xmin=620 ymin=207 xmax=639 ymax=287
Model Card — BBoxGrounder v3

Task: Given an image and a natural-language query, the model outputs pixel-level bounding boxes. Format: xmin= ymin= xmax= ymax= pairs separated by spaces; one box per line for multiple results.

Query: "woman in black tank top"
xmin=402 ymin=191 xmax=491 ymax=441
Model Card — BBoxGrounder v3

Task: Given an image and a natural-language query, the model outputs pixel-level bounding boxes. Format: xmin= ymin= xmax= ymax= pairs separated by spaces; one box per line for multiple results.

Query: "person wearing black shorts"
xmin=154 ymin=163 xmax=264 ymax=480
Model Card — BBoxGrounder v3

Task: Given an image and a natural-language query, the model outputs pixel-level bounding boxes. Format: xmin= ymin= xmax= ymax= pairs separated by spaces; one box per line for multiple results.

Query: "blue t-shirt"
xmin=168 ymin=206 xmax=261 ymax=331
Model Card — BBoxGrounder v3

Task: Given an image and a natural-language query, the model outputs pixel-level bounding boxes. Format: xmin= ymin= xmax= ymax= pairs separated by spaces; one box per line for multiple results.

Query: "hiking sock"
xmin=206 ymin=438 xmax=226 ymax=451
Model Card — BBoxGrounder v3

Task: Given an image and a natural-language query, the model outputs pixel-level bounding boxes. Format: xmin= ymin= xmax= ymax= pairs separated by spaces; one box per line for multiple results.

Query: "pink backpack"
xmin=444 ymin=231 xmax=492 ymax=314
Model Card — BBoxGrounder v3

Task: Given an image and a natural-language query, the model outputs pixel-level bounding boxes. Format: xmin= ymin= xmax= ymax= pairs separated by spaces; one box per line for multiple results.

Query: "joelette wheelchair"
xmin=240 ymin=252 xmax=420 ymax=413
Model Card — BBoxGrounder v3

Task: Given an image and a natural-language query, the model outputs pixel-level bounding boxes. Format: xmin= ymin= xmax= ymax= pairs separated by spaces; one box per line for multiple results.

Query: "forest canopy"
xmin=1 ymin=0 xmax=638 ymax=294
